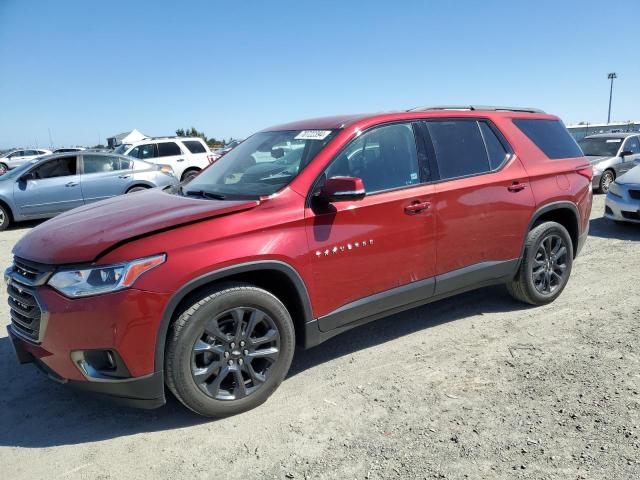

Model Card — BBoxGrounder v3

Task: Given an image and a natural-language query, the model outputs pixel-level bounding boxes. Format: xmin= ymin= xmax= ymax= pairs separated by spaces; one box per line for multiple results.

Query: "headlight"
xmin=608 ymin=182 xmax=623 ymax=198
xmin=48 ymin=254 xmax=165 ymax=298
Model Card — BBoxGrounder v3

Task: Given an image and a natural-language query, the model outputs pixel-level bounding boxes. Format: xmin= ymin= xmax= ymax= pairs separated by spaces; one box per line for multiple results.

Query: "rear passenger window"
xmin=479 ymin=122 xmax=509 ymax=169
xmin=425 ymin=120 xmax=490 ymax=179
xmin=157 ymin=142 xmax=182 ymax=157
xmin=513 ymin=119 xmax=582 ymax=159
xmin=182 ymin=140 xmax=206 ymax=154
xmin=325 ymin=123 xmax=421 ymax=193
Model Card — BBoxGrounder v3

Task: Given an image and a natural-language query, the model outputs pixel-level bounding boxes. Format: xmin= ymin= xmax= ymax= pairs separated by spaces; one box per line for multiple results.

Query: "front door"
xmin=13 ymin=155 xmax=83 ymax=216
xmin=304 ymin=122 xmax=436 ymax=331
xmin=620 ymin=136 xmax=640 ymax=175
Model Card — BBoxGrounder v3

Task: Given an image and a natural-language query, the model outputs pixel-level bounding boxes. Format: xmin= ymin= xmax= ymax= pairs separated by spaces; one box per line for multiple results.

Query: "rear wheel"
xmin=507 ymin=221 xmax=573 ymax=306
xmin=596 ymin=170 xmax=615 ymax=194
xmin=0 ymin=204 xmax=10 ymax=231
xmin=0 ymin=163 xmax=8 ymax=175
xmin=165 ymin=283 xmax=295 ymax=417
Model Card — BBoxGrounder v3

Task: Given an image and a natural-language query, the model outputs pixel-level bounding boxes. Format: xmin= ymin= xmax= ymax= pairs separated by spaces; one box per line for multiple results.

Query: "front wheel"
xmin=165 ymin=283 xmax=295 ymax=417
xmin=507 ymin=221 xmax=573 ymax=306
xmin=596 ymin=170 xmax=615 ymax=194
xmin=181 ymin=169 xmax=200 ymax=183
xmin=0 ymin=203 xmax=10 ymax=231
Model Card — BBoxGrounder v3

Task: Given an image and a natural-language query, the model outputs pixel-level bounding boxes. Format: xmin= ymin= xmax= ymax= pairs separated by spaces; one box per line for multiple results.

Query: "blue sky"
xmin=0 ymin=0 xmax=638 ymax=149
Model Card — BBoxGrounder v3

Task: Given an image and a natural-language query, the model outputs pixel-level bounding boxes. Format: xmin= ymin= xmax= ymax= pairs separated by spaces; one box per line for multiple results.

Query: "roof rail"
xmin=408 ymin=105 xmax=546 ymax=114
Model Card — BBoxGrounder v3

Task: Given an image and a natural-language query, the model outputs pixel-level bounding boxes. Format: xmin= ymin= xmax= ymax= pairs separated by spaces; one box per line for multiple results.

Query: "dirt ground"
xmin=0 ymin=194 xmax=638 ymax=480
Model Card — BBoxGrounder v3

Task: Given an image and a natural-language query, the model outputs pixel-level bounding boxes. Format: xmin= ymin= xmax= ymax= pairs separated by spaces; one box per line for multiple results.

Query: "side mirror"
xmin=20 ymin=172 xmax=36 ymax=182
xmin=620 ymin=150 xmax=633 ymax=158
xmin=317 ymin=176 xmax=365 ymax=203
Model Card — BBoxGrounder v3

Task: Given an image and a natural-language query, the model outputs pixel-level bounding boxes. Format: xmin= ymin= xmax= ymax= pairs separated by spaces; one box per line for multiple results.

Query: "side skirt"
xmin=304 ymin=259 xmax=518 ymax=348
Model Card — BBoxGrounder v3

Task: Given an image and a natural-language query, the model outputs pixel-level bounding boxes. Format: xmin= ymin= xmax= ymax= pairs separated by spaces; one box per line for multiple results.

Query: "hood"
xmin=13 ymin=189 xmax=260 ymax=264
xmin=585 ymin=155 xmax=612 ymax=165
xmin=618 ymin=165 xmax=640 ymax=186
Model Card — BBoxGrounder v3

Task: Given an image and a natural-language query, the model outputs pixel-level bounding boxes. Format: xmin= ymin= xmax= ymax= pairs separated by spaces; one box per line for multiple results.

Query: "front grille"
xmin=7 ymin=283 xmax=41 ymax=341
xmin=6 ymin=257 xmax=53 ymax=343
xmin=628 ymin=189 xmax=640 ymax=200
xmin=621 ymin=211 xmax=640 ymax=220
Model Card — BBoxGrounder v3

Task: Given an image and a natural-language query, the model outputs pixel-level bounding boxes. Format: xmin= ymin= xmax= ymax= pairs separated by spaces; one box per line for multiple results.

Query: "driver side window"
xmin=624 ymin=136 xmax=640 ymax=154
xmin=325 ymin=123 xmax=421 ymax=194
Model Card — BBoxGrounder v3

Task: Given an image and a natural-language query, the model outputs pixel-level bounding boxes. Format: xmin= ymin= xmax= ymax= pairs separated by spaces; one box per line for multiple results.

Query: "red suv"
xmin=6 ymin=106 xmax=592 ymax=417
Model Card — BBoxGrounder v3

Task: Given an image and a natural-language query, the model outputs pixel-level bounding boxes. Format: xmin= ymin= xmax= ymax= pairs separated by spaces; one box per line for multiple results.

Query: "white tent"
xmin=107 ymin=129 xmax=148 ymax=148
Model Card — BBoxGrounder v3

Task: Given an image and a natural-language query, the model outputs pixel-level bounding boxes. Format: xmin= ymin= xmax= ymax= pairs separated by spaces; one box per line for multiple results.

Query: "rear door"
xmin=423 ymin=119 xmax=535 ymax=294
xmin=80 ymin=154 xmax=133 ymax=203
xmin=305 ymin=122 xmax=437 ymax=329
xmin=13 ymin=155 xmax=83 ymax=216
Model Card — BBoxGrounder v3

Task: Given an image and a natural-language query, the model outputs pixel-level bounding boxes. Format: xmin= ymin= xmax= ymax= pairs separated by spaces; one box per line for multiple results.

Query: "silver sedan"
xmin=604 ymin=164 xmax=640 ymax=224
xmin=0 ymin=152 xmax=178 ymax=230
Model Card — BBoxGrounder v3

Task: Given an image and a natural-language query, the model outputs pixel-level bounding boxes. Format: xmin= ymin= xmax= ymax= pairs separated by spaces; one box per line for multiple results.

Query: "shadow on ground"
xmin=589 ymin=216 xmax=640 ymax=241
xmin=0 ymin=285 xmax=527 ymax=448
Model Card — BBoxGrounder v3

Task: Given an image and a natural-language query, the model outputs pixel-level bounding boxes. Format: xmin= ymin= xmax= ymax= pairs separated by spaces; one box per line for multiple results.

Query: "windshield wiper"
xmin=183 ymin=189 xmax=226 ymax=200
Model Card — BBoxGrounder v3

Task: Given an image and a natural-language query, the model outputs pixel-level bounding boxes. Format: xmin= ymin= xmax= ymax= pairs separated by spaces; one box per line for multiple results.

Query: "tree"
xmin=175 ymin=127 xmax=226 ymax=148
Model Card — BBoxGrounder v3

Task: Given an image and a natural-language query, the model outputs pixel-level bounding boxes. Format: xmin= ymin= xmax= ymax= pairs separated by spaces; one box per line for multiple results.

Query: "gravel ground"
xmin=0 ymin=194 xmax=638 ymax=480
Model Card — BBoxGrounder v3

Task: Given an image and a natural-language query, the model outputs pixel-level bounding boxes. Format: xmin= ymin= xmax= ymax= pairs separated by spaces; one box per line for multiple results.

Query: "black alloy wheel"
xmin=191 ymin=307 xmax=280 ymax=401
xmin=531 ymin=234 xmax=568 ymax=295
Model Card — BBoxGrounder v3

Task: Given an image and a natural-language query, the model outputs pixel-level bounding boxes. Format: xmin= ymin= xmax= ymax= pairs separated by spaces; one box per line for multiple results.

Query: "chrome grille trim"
xmin=5 ymin=258 xmax=52 ymax=344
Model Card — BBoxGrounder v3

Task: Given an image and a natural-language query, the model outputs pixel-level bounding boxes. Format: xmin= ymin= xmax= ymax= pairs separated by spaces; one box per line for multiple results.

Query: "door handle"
xmin=507 ymin=182 xmax=527 ymax=192
xmin=404 ymin=201 xmax=431 ymax=215
xmin=65 ymin=182 xmax=79 ymax=187
xmin=118 ymin=174 xmax=131 ymax=179
xmin=176 ymin=159 xmax=185 ymax=162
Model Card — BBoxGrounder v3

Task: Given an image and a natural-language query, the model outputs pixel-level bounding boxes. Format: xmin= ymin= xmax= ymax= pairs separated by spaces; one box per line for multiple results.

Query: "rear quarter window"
xmin=513 ymin=119 xmax=583 ymax=159
xmin=182 ymin=140 xmax=207 ymax=154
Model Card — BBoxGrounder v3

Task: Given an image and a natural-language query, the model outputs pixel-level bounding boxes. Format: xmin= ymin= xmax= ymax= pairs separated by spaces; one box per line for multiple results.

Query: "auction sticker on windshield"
xmin=294 ymin=130 xmax=332 ymax=140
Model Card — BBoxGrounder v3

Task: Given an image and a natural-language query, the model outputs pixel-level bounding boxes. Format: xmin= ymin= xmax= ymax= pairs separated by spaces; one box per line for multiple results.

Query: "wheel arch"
xmin=0 ymin=196 xmax=15 ymax=223
xmin=180 ymin=167 xmax=201 ymax=181
xmin=154 ymin=261 xmax=313 ymax=372
xmin=126 ymin=182 xmax=153 ymax=193
xmin=526 ymin=201 xmax=580 ymax=258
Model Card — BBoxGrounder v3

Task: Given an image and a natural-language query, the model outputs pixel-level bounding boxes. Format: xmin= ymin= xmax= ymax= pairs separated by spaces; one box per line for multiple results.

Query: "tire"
xmin=165 ymin=282 xmax=295 ymax=417
xmin=126 ymin=186 xmax=148 ymax=193
xmin=0 ymin=203 xmax=10 ymax=231
xmin=181 ymin=169 xmax=199 ymax=183
xmin=0 ymin=163 xmax=8 ymax=176
xmin=507 ymin=221 xmax=573 ymax=306
xmin=596 ymin=170 xmax=615 ymax=194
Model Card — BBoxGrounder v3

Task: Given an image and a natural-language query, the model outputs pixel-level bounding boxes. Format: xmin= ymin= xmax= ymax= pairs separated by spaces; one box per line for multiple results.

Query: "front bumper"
xmin=604 ymin=191 xmax=640 ymax=223
xmin=6 ymin=278 xmax=172 ymax=408
xmin=8 ymin=326 xmax=166 ymax=407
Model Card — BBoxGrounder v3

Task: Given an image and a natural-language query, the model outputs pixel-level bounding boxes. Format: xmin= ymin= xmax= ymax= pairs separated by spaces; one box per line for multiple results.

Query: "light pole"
xmin=607 ymin=72 xmax=617 ymax=124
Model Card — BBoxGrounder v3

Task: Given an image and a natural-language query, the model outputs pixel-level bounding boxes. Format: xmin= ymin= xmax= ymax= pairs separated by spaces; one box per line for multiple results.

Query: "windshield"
xmin=113 ymin=144 xmax=131 ymax=155
xmin=0 ymin=159 xmax=39 ymax=180
xmin=578 ymin=137 xmax=622 ymax=157
xmin=184 ymin=129 xmax=337 ymax=198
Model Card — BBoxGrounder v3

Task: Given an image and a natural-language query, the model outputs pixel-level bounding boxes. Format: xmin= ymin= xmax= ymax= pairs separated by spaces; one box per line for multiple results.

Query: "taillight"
xmin=207 ymin=154 xmax=217 ymax=164
xmin=577 ymin=166 xmax=593 ymax=181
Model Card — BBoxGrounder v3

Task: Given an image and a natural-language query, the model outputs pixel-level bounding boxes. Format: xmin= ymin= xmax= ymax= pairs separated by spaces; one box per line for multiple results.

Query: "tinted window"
xmin=9 ymin=151 xmax=23 ymax=157
xmin=25 ymin=150 xmax=39 ymax=156
xmin=33 ymin=157 xmax=77 ymax=179
xmin=129 ymin=143 xmax=157 ymax=159
xmin=157 ymin=142 xmax=182 ymax=157
xmin=325 ymin=123 xmax=420 ymax=193
xmin=426 ymin=120 xmax=490 ymax=179
xmin=578 ymin=137 xmax=622 ymax=157
xmin=479 ymin=122 xmax=509 ymax=169
xmin=624 ymin=136 xmax=640 ymax=154
xmin=83 ymin=155 xmax=122 ymax=174
xmin=182 ymin=140 xmax=207 ymax=154
xmin=513 ymin=119 xmax=582 ymax=159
